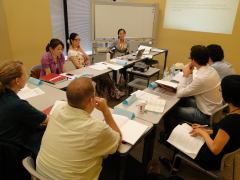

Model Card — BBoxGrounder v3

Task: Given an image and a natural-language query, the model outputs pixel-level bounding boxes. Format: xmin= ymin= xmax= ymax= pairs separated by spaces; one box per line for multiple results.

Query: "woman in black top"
xmin=0 ymin=61 xmax=48 ymax=156
xmin=191 ymin=75 xmax=240 ymax=170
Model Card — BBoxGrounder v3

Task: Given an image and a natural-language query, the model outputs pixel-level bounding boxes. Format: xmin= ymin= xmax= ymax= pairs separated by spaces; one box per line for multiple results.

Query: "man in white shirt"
xmin=207 ymin=44 xmax=235 ymax=80
xmin=164 ymin=45 xmax=223 ymax=135
xmin=36 ymin=77 xmax=121 ymax=180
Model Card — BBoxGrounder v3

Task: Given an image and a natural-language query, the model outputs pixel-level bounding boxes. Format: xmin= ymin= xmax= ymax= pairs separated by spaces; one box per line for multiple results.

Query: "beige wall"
xmin=129 ymin=0 xmax=240 ymax=73
xmin=1 ymin=0 xmax=239 ymax=73
xmin=2 ymin=0 xmax=52 ymax=71
xmin=0 ymin=0 xmax=12 ymax=61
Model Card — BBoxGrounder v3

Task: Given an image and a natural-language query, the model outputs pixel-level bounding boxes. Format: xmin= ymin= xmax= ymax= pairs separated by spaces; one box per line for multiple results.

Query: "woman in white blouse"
xmin=67 ymin=33 xmax=125 ymax=99
xmin=68 ymin=33 xmax=90 ymax=68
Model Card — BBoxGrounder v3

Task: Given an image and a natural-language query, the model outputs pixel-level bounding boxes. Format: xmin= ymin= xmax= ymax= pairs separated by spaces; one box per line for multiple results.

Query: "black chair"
xmin=0 ymin=141 xmax=31 ymax=180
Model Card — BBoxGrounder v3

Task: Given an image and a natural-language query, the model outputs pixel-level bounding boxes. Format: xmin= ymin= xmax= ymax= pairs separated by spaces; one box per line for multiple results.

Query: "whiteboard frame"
xmin=92 ymin=0 xmax=159 ymax=41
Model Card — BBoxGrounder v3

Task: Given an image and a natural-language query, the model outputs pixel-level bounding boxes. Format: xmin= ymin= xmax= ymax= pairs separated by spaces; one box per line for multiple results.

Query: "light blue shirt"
xmin=211 ymin=60 xmax=235 ymax=80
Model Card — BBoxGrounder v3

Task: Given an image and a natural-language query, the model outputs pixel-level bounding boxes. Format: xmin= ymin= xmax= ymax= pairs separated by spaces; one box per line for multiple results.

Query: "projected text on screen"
xmin=163 ymin=0 xmax=239 ymax=34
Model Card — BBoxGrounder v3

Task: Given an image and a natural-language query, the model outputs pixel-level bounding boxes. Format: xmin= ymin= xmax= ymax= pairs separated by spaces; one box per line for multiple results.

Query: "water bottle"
xmin=163 ymin=68 xmax=170 ymax=81
xmin=106 ymin=52 xmax=111 ymax=62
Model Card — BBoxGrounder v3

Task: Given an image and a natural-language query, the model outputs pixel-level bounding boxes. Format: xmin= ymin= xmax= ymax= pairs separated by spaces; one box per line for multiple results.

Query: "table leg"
xmin=113 ymin=70 xmax=117 ymax=84
xmin=163 ymin=50 xmax=168 ymax=72
xmin=118 ymin=155 xmax=127 ymax=180
xmin=142 ymin=125 xmax=157 ymax=168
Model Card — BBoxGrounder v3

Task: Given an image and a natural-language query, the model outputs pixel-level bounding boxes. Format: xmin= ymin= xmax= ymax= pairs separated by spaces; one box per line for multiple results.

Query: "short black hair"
xmin=207 ymin=44 xmax=224 ymax=62
xmin=69 ymin=33 xmax=79 ymax=45
xmin=46 ymin=39 xmax=64 ymax=52
xmin=190 ymin=45 xmax=209 ymax=66
xmin=221 ymin=75 xmax=240 ymax=108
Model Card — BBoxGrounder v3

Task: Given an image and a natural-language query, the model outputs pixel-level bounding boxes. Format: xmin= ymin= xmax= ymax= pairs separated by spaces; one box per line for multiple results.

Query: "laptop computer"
xmin=128 ymin=49 xmax=145 ymax=61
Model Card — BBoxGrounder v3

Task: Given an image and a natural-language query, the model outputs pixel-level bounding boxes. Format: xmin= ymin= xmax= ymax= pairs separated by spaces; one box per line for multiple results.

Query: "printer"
xmin=133 ymin=62 xmax=149 ymax=72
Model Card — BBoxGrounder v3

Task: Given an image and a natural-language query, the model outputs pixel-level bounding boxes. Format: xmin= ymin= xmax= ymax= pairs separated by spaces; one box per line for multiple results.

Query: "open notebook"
xmin=112 ymin=114 xmax=148 ymax=145
xmin=167 ymin=123 xmax=205 ymax=159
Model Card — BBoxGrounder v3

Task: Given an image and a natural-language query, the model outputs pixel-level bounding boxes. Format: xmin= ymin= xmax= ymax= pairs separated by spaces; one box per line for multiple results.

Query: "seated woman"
xmin=109 ymin=28 xmax=129 ymax=57
xmin=40 ymin=38 xmax=65 ymax=76
xmin=109 ymin=28 xmax=130 ymax=83
xmin=191 ymin=75 xmax=240 ymax=170
xmin=68 ymin=33 xmax=125 ymax=100
xmin=0 ymin=61 xmax=48 ymax=156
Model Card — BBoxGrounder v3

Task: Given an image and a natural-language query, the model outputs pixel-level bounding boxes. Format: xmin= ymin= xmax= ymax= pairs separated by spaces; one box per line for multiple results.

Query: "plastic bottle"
xmin=106 ymin=52 xmax=111 ymax=62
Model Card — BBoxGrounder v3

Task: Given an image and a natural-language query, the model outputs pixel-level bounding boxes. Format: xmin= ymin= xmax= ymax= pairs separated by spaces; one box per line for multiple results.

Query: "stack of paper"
xmin=17 ymin=86 xmax=45 ymax=100
xmin=112 ymin=114 xmax=148 ymax=145
xmin=167 ymin=123 xmax=205 ymax=159
xmin=155 ymin=80 xmax=178 ymax=89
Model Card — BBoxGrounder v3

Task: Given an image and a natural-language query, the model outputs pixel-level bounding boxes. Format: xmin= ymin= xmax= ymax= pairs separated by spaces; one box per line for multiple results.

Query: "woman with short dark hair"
xmin=192 ymin=75 xmax=240 ymax=170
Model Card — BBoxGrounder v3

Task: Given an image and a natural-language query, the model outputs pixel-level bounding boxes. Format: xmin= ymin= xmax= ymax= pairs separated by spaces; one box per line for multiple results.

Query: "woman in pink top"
xmin=40 ymin=39 xmax=65 ymax=76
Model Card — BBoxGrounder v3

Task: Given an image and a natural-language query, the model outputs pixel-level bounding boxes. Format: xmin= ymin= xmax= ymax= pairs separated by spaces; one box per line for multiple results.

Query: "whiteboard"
xmin=163 ymin=0 xmax=240 ymax=34
xmin=94 ymin=2 xmax=157 ymax=39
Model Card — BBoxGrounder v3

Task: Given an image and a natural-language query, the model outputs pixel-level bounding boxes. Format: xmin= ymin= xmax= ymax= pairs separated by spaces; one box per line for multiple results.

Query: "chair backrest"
xmin=64 ymin=60 xmax=76 ymax=72
xmin=30 ymin=64 xmax=42 ymax=79
xmin=210 ymin=103 xmax=228 ymax=126
xmin=22 ymin=156 xmax=45 ymax=180
xmin=220 ymin=148 xmax=240 ymax=180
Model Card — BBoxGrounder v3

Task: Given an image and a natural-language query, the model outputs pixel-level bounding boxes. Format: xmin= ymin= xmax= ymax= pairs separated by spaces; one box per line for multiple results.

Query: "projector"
xmin=133 ymin=62 xmax=149 ymax=72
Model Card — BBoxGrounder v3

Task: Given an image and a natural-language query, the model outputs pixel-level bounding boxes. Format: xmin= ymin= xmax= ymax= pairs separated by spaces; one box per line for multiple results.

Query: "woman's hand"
xmin=190 ymin=128 xmax=206 ymax=137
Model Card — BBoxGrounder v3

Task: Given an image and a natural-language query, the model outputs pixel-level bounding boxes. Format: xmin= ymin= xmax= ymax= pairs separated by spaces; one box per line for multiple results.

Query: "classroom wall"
xmin=126 ymin=0 xmax=240 ymax=73
xmin=1 ymin=0 xmax=52 ymax=71
xmin=0 ymin=0 xmax=12 ymax=61
xmin=1 ymin=0 xmax=239 ymax=73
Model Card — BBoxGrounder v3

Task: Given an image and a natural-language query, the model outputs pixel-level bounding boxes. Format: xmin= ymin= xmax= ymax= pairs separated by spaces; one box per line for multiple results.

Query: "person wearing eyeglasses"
xmin=68 ymin=33 xmax=90 ymax=69
xmin=67 ymin=33 xmax=125 ymax=100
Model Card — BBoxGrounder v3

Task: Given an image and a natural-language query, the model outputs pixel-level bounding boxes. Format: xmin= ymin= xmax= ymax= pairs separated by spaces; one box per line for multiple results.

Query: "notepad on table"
xmin=112 ymin=114 xmax=148 ymax=145
xmin=42 ymin=100 xmax=66 ymax=115
xmin=40 ymin=73 xmax=68 ymax=84
xmin=167 ymin=123 xmax=205 ymax=159
xmin=17 ymin=86 xmax=45 ymax=100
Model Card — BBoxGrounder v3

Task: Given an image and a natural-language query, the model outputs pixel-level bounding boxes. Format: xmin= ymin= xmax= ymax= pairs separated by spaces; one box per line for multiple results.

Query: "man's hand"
xmin=95 ymin=97 xmax=108 ymax=113
xmin=183 ymin=62 xmax=194 ymax=77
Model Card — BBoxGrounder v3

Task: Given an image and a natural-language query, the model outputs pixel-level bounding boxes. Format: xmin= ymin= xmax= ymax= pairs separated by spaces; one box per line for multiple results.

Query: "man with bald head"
xmin=36 ymin=77 xmax=121 ymax=180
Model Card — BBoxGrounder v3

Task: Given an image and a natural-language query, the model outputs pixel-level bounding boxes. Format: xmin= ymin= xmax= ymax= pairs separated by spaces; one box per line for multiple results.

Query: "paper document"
xmin=167 ymin=123 xmax=205 ymax=159
xmin=89 ymin=63 xmax=108 ymax=70
xmin=138 ymin=45 xmax=152 ymax=55
xmin=101 ymin=62 xmax=123 ymax=70
xmin=132 ymin=90 xmax=166 ymax=113
xmin=142 ymin=54 xmax=153 ymax=59
xmin=49 ymin=100 xmax=66 ymax=115
xmin=151 ymin=48 xmax=165 ymax=53
xmin=112 ymin=114 xmax=148 ymax=145
xmin=17 ymin=86 xmax=45 ymax=100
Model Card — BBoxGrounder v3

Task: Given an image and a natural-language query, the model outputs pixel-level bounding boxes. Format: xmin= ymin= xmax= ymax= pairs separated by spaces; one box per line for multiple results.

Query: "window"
xmin=67 ymin=0 xmax=92 ymax=54
xmin=50 ymin=0 xmax=92 ymax=55
xmin=49 ymin=0 xmax=67 ymax=55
